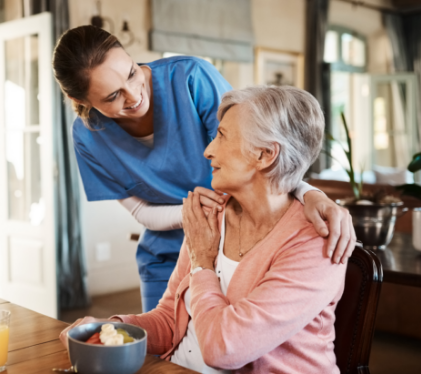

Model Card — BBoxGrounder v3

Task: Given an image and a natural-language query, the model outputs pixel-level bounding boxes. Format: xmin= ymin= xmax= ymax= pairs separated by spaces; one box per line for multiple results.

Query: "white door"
xmin=0 ymin=12 xmax=57 ymax=318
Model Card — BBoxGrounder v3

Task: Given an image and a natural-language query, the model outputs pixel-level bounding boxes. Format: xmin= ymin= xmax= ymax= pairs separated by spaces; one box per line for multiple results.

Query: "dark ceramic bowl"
xmin=67 ymin=322 xmax=147 ymax=374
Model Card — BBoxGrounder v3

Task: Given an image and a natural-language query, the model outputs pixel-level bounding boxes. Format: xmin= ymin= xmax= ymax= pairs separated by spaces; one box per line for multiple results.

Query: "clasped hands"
xmin=182 ymin=190 xmax=222 ymax=271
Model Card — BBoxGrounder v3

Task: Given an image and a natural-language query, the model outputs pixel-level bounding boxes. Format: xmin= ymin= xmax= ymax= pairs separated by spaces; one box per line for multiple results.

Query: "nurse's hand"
xmin=59 ymin=316 xmax=121 ymax=349
xmin=182 ymin=191 xmax=220 ymax=270
xmin=193 ymin=186 xmax=227 ymax=216
xmin=303 ymin=190 xmax=356 ymax=264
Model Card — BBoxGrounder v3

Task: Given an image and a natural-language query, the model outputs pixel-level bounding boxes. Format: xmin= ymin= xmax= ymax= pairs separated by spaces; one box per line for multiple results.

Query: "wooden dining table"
xmin=0 ymin=299 xmax=199 ymax=373
xmin=375 ymin=232 xmax=421 ymax=288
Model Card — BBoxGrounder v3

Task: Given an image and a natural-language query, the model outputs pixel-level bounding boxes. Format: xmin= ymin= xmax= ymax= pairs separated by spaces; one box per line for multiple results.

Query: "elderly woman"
xmin=60 ymin=86 xmax=346 ymax=373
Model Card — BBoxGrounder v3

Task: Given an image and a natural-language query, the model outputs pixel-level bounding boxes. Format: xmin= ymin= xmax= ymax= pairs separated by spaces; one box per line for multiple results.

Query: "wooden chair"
xmin=334 ymin=246 xmax=383 ymax=374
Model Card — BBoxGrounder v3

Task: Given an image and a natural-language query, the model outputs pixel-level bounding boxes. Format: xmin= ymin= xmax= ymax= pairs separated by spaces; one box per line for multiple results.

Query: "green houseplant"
xmin=395 ymin=153 xmax=421 ymax=251
xmin=327 ymin=113 xmax=405 ymax=250
xmin=395 ymin=153 xmax=421 ymax=200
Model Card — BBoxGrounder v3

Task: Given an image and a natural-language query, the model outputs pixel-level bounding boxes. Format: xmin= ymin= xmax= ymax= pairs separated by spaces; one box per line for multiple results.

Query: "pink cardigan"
xmin=116 ymin=199 xmax=346 ymax=373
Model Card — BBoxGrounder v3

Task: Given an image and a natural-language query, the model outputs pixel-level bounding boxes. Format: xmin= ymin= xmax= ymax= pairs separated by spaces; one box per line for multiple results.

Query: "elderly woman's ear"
xmin=256 ymin=143 xmax=280 ymax=171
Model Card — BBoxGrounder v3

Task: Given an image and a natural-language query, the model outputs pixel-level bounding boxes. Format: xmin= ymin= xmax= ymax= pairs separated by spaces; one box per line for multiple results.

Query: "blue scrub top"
xmin=72 ymin=56 xmax=232 ymax=282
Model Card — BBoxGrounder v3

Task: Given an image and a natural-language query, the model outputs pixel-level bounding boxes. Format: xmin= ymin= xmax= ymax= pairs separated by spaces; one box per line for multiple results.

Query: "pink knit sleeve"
xmin=189 ymin=235 xmax=347 ymax=370
xmin=111 ymin=239 xmax=190 ymax=355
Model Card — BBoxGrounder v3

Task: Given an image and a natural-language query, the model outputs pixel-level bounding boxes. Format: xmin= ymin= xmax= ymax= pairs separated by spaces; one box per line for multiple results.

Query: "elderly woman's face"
xmin=204 ymin=104 xmax=259 ymax=194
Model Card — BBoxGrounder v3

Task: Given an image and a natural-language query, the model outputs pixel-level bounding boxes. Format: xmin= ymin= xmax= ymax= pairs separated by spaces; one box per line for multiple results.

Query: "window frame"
xmin=326 ymin=25 xmax=367 ymax=73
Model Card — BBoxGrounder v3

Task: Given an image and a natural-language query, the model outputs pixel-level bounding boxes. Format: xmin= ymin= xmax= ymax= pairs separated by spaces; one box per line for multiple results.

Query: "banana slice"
xmin=103 ymin=333 xmax=124 ymax=346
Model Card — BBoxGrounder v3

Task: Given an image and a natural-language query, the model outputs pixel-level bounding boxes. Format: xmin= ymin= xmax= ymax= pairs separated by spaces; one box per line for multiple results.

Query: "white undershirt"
xmin=118 ymin=132 xmax=321 ymax=231
xmin=171 ymin=212 xmax=235 ymax=373
xmin=134 ymin=133 xmax=154 ymax=148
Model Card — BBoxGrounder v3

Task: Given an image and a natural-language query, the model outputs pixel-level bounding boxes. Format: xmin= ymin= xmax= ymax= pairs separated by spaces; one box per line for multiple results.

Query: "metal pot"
xmin=336 ymin=200 xmax=408 ymax=250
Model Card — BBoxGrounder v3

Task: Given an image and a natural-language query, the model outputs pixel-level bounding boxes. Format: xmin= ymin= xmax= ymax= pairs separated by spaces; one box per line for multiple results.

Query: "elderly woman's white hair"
xmin=217 ymin=85 xmax=325 ymax=194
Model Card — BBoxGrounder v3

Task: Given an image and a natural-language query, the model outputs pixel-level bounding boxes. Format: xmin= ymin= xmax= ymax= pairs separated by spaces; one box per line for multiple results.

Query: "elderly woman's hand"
xmin=303 ymin=191 xmax=356 ymax=264
xmin=182 ymin=191 xmax=221 ymax=270
xmin=193 ymin=186 xmax=227 ymax=216
xmin=59 ymin=316 xmax=121 ymax=349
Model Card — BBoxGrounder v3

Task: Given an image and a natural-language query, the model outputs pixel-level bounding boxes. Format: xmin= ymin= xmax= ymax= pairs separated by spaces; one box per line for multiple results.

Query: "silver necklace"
xmin=238 ymin=202 xmax=292 ymax=257
xmin=238 ymin=213 xmax=275 ymax=257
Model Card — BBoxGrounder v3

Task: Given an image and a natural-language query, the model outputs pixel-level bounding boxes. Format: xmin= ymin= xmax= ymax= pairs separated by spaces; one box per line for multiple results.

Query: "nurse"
xmin=52 ymin=26 xmax=356 ymax=312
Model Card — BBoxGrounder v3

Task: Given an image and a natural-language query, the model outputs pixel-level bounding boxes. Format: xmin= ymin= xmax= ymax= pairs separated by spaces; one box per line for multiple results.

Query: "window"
xmin=322 ymin=26 xmax=369 ymax=180
xmin=324 ymin=26 xmax=367 ymax=73
xmin=323 ymin=26 xmax=418 ymax=184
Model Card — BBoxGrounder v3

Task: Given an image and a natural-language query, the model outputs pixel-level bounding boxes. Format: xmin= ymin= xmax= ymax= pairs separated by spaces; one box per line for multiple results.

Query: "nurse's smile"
xmin=124 ymin=93 xmax=143 ymax=111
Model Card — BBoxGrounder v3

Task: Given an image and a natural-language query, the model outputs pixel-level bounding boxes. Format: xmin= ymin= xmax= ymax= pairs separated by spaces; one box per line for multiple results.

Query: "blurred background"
xmin=0 ymin=1 xmax=421 ymax=373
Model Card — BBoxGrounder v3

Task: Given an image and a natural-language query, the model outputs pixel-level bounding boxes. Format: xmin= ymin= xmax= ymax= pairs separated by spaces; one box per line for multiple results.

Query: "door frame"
xmin=0 ymin=12 xmax=57 ymax=317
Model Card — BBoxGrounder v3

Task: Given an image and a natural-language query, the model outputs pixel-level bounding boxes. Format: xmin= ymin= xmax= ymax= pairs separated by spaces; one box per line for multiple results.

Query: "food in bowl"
xmin=85 ymin=323 xmax=135 ymax=345
xmin=67 ymin=322 xmax=147 ymax=374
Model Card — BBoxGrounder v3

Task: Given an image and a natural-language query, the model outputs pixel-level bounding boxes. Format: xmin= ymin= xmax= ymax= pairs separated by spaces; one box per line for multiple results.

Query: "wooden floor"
xmin=59 ymin=287 xmax=143 ymax=323
xmin=59 ymin=288 xmax=421 ymax=374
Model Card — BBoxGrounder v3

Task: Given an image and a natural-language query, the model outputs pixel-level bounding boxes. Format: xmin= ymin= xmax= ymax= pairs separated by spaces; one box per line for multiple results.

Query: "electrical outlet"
xmin=95 ymin=242 xmax=111 ymax=262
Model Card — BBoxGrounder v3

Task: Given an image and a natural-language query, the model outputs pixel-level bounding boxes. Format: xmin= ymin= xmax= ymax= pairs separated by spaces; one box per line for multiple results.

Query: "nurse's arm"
xmin=295 ymin=181 xmax=356 ymax=264
xmin=119 ymin=197 xmax=183 ymax=231
xmin=119 ymin=189 xmax=226 ymax=231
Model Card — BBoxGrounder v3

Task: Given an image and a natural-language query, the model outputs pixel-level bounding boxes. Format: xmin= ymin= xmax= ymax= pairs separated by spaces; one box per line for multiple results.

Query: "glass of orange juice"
xmin=0 ymin=310 xmax=11 ymax=372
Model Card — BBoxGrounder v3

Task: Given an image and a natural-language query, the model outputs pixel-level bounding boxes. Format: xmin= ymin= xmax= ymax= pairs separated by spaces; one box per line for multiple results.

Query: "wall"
xmin=252 ymin=0 xmax=305 ymax=54
xmin=0 ymin=0 xmax=23 ymax=22
xmin=224 ymin=0 xmax=306 ymax=89
xmin=78 ymin=184 xmax=143 ymax=296
xmin=69 ymin=0 xmax=161 ymax=63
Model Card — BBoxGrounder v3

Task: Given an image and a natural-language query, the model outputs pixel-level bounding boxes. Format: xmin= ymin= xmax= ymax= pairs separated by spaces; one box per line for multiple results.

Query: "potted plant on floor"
xmin=327 ymin=113 xmax=406 ymax=250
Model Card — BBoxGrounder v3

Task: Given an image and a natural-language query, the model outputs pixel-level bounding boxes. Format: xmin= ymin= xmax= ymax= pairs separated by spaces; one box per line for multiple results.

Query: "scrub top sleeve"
xmin=188 ymin=60 xmax=232 ymax=139
xmin=73 ymin=129 xmax=130 ymax=202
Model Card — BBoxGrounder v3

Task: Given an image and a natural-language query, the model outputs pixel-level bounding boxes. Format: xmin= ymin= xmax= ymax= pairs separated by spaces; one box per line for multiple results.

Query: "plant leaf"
xmin=340 ymin=112 xmax=359 ymax=200
xmin=408 ymin=153 xmax=421 ymax=173
xmin=325 ymin=133 xmax=336 ymax=141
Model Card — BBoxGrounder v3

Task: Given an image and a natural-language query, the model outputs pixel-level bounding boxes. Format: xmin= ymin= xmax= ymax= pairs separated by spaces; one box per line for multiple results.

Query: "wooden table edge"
xmin=383 ymin=269 xmax=421 ymax=287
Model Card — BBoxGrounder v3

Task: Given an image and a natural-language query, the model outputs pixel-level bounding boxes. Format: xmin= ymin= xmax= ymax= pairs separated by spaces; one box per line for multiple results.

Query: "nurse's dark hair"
xmin=52 ymin=25 xmax=123 ymax=128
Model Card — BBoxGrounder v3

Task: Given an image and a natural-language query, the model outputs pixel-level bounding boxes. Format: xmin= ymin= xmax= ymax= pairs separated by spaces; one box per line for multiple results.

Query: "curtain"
xmin=403 ymin=13 xmax=421 ymax=153
xmin=305 ymin=0 xmax=330 ymax=172
xmin=26 ymin=0 xmax=90 ymax=310
xmin=391 ymin=82 xmax=410 ymax=167
xmin=383 ymin=13 xmax=410 ymax=72
xmin=150 ymin=0 xmax=254 ymax=62
xmin=383 ymin=12 xmax=421 ymax=164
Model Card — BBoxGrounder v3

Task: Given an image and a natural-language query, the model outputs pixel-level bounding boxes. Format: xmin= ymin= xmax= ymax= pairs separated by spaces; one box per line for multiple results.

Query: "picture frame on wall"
xmin=255 ymin=47 xmax=304 ymax=89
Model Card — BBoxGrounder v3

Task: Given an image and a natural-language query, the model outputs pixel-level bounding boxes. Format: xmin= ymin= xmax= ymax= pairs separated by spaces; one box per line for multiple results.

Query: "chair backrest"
xmin=334 ymin=246 xmax=383 ymax=374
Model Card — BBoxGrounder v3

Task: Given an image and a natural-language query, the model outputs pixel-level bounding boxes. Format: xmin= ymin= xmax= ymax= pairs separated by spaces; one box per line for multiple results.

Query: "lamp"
xmin=90 ymin=1 xmax=138 ymax=48
xmin=119 ymin=17 xmax=136 ymax=48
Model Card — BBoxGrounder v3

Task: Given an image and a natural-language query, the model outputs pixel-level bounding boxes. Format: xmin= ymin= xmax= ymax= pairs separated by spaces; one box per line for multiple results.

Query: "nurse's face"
xmin=204 ymin=104 xmax=259 ymax=194
xmin=84 ymin=47 xmax=151 ymax=121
